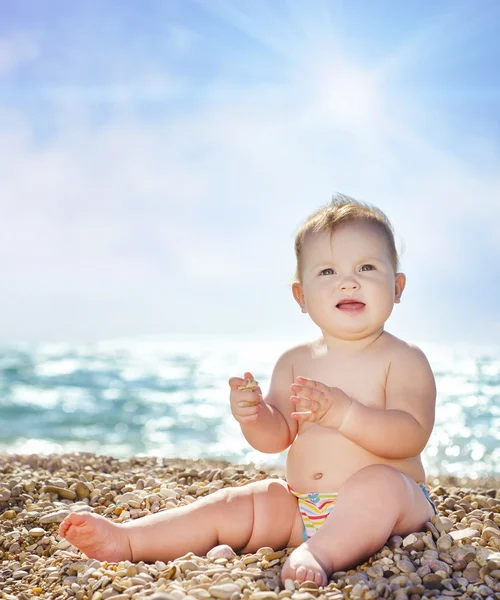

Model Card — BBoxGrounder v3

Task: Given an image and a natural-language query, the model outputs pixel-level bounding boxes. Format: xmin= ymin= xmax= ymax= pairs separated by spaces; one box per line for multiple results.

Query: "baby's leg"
xmin=282 ymin=465 xmax=436 ymax=586
xmin=59 ymin=479 xmax=301 ymax=563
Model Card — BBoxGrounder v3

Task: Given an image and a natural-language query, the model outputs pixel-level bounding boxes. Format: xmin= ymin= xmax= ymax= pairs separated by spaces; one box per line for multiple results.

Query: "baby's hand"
xmin=228 ymin=371 xmax=263 ymax=424
xmin=290 ymin=377 xmax=352 ymax=429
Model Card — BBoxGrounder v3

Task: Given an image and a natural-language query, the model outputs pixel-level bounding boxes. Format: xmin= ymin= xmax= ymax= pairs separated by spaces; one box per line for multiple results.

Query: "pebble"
xmin=42 ymin=485 xmax=77 ymax=500
xmin=0 ymin=453 xmax=498 ymax=600
xmin=39 ymin=509 xmax=71 ymax=524
xmin=208 ymin=545 xmax=237 ymax=560
xmin=249 ymin=592 xmax=278 ymax=600
xmin=209 ymin=583 xmax=242 ymax=598
xmin=28 ymin=527 xmax=46 ymax=538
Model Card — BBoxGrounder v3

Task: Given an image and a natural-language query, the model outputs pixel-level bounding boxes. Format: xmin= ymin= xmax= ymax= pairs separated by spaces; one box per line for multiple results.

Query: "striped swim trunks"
xmin=289 ymin=482 xmax=438 ymax=541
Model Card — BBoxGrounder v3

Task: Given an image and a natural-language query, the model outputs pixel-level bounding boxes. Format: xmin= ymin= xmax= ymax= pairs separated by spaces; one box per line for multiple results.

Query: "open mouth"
xmin=336 ymin=301 xmax=366 ymax=312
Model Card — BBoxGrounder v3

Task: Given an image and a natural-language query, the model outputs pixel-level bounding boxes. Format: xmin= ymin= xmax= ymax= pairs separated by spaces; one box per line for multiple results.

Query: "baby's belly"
xmin=285 ymin=424 xmax=426 ymax=493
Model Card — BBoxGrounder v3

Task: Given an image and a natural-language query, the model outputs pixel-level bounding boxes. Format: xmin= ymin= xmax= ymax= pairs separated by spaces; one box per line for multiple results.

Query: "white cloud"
xmin=1 ymin=8 xmax=499 ymax=343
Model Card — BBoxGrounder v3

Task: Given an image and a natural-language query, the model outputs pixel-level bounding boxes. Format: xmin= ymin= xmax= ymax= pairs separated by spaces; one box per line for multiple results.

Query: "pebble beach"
xmin=0 ymin=453 xmax=499 ymax=600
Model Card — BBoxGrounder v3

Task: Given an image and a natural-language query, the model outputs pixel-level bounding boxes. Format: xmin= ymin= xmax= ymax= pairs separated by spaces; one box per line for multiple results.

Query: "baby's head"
xmin=292 ymin=194 xmax=405 ymax=340
xmin=293 ymin=194 xmax=399 ymax=284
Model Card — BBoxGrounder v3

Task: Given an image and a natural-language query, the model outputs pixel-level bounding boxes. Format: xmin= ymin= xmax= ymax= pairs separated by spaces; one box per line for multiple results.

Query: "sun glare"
xmin=321 ymin=64 xmax=382 ymax=127
xmin=299 ymin=57 xmax=384 ymax=132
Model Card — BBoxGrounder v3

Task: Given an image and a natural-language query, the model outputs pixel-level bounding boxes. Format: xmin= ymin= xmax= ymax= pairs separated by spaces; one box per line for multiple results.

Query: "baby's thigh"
xmin=391 ymin=475 xmax=436 ymax=536
xmin=232 ymin=479 xmax=302 ymax=553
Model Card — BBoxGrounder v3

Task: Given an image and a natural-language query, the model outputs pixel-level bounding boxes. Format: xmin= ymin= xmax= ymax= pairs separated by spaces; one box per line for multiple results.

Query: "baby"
xmin=59 ymin=195 xmax=437 ymax=586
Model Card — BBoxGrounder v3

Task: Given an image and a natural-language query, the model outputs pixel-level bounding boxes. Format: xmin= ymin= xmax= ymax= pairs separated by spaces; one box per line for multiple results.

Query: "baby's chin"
xmin=323 ymin=324 xmax=385 ymax=341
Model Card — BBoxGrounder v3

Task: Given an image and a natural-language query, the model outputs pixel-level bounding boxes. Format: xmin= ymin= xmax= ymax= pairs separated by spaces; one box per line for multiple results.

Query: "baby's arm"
xmin=338 ymin=345 xmax=436 ymax=459
xmin=238 ymin=349 xmax=298 ymax=454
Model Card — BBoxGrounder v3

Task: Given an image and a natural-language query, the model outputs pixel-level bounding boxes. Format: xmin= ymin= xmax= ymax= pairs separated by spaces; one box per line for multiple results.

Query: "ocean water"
xmin=0 ymin=336 xmax=498 ymax=478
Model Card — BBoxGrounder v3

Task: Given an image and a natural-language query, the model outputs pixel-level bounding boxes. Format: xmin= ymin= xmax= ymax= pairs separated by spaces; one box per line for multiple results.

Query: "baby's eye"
xmin=319 ymin=268 xmax=335 ymax=276
xmin=360 ymin=264 xmax=375 ymax=272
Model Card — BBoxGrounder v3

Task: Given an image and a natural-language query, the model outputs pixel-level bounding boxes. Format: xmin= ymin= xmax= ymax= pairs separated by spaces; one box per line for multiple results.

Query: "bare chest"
xmin=294 ymin=352 xmax=388 ymax=409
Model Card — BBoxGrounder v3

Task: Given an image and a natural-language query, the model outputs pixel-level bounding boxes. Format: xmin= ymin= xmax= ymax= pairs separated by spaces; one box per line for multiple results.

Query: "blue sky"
xmin=1 ymin=0 xmax=500 ymax=345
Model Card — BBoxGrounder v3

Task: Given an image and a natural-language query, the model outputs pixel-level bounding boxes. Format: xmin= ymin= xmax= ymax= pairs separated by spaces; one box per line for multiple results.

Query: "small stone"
xmin=180 ymin=560 xmax=199 ymax=572
xmin=43 ymin=485 xmax=77 ymax=500
xmin=433 ymin=516 xmax=454 ymax=534
xmin=448 ymin=528 xmax=480 ymax=541
xmin=422 ymin=574 xmax=443 ymax=590
xmin=208 ymin=584 xmax=241 ymax=599
xmin=479 ymin=585 xmax=495 ymax=597
xmin=398 ymin=560 xmax=416 ymax=574
xmin=75 ymin=482 xmax=91 ymax=499
xmin=126 ymin=565 xmax=138 ymax=577
xmin=249 ymin=593 xmax=278 ymax=600
xmin=291 ymin=593 xmax=316 ymax=600
xmin=298 ymin=582 xmax=318 ymax=590
xmin=222 ymin=467 xmax=238 ymax=478
xmin=402 ymin=534 xmax=418 ymax=548
xmin=0 ymin=487 xmax=11 ymax=501
xmin=207 ymin=545 xmax=237 ymax=560
xmin=436 ymin=534 xmax=453 ymax=552
xmin=463 ymin=562 xmax=480 ymax=582
xmin=475 ymin=548 xmax=500 ymax=567
xmin=28 ymin=528 xmax=46 ymax=538
xmin=190 ymin=591 xmax=211 ymax=600
xmin=366 ymin=565 xmax=384 ymax=579
xmin=40 ymin=510 xmax=70 ymax=524
xmin=421 ymin=558 xmax=452 ymax=576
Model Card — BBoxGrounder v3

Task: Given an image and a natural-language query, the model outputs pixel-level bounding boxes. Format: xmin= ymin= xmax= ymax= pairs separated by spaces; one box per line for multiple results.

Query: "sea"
xmin=0 ymin=336 xmax=498 ymax=478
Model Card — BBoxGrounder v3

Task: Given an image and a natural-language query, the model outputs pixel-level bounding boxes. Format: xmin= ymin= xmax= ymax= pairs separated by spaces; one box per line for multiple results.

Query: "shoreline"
xmin=1 ymin=453 xmax=499 ymax=600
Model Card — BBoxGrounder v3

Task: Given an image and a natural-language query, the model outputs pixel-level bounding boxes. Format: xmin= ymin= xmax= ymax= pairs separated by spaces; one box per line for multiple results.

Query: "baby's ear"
xmin=394 ymin=273 xmax=406 ymax=303
xmin=292 ymin=282 xmax=307 ymax=313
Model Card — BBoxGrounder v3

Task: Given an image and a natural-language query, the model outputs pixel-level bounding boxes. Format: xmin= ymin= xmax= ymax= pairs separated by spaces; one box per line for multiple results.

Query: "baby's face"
xmin=293 ymin=221 xmax=405 ymax=340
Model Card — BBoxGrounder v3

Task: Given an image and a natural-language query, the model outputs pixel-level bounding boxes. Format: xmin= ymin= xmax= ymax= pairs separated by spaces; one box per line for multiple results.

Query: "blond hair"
xmin=293 ymin=194 xmax=399 ymax=283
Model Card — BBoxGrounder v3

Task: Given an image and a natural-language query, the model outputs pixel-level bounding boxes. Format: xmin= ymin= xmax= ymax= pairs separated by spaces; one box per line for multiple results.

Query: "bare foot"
xmin=59 ymin=512 xmax=132 ymax=562
xmin=281 ymin=542 xmax=332 ymax=587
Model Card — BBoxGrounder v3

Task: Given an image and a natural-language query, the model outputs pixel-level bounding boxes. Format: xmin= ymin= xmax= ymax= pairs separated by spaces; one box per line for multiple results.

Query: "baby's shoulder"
xmin=278 ymin=341 xmax=312 ymax=363
xmin=381 ymin=332 xmax=430 ymax=366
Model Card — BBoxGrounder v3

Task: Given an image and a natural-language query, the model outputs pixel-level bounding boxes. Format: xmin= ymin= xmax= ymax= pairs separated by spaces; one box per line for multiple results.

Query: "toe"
xmin=67 ymin=513 xmax=88 ymax=526
xmin=295 ymin=565 xmax=307 ymax=583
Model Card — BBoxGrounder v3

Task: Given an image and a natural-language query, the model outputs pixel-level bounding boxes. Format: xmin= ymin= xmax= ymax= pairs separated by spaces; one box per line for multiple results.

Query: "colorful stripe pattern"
xmin=289 ymin=481 xmax=437 ymax=541
xmin=288 ymin=485 xmax=339 ymax=540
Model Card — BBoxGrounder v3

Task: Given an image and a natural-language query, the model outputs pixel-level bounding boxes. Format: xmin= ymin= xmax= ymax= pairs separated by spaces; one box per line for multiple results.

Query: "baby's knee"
xmin=241 ymin=480 xmax=299 ymax=552
xmin=341 ymin=465 xmax=408 ymax=499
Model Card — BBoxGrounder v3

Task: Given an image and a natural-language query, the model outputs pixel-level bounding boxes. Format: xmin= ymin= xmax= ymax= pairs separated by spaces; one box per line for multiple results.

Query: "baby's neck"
xmin=318 ymin=328 xmax=385 ymax=355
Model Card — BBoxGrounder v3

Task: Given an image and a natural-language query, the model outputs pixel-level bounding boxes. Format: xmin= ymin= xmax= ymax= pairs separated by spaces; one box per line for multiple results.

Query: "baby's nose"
xmin=340 ymin=277 xmax=359 ymax=290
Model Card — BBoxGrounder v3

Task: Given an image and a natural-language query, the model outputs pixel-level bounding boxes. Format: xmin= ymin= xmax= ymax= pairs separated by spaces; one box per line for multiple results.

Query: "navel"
xmin=313 ymin=472 xmax=323 ymax=480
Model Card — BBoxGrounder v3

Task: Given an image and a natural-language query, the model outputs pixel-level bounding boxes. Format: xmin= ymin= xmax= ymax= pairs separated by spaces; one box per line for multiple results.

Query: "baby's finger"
xmin=291 ymin=410 xmax=312 ymax=422
xmin=228 ymin=376 xmax=249 ymax=390
xmin=236 ymin=402 xmax=261 ymax=414
xmin=296 ymin=377 xmax=330 ymax=396
xmin=291 ymin=395 xmax=314 ymax=411
xmin=237 ymin=399 xmax=261 ymax=408
xmin=233 ymin=403 xmax=261 ymax=421
xmin=291 ymin=383 xmax=323 ymax=402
